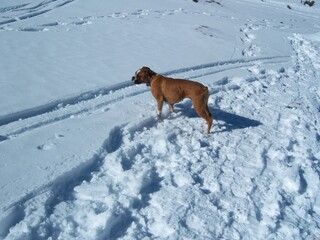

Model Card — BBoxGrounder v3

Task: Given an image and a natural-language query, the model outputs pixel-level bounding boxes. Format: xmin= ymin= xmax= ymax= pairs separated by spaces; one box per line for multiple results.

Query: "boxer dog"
xmin=132 ymin=67 xmax=212 ymax=134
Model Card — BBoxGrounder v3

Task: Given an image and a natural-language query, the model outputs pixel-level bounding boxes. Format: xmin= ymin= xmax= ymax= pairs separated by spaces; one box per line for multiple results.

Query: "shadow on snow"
xmin=211 ymin=108 xmax=262 ymax=133
xmin=175 ymin=101 xmax=262 ymax=132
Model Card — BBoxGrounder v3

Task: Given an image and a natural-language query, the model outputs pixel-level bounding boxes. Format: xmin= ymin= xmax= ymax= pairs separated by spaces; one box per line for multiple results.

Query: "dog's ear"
xmin=141 ymin=66 xmax=149 ymax=71
xmin=148 ymin=68 xmax=157 ymax=78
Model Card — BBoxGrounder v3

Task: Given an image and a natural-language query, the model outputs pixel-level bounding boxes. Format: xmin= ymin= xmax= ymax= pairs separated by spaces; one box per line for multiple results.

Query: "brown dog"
xmin=132 ymin=67 xmax=212 ymax=133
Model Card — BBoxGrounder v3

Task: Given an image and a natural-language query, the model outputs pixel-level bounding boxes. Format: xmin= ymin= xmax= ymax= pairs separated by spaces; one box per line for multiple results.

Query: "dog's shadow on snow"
xmin=211 ymin=108 xmax=262 ymax=133
xmin=175 ymin=101 xmax=262 ymax=133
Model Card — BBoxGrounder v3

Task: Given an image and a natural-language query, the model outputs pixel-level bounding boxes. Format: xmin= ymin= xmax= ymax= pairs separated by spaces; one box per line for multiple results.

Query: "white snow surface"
xmin=1 ymin=0 xmax=320 ymax=239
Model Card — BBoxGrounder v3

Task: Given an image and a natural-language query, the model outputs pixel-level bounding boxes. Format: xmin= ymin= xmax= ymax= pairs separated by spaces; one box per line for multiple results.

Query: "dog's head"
xmin=131 ymin=66 xmax=157 ymax=86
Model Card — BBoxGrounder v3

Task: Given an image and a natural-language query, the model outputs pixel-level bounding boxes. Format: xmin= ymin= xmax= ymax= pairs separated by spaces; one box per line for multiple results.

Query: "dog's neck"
xmin=147 ymin=73 xmax=159 ymax=87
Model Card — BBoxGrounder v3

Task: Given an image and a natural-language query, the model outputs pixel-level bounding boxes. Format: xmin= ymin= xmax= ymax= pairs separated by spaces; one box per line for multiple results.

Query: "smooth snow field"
xmin=0 ymin=0 xmax=320 ymax=239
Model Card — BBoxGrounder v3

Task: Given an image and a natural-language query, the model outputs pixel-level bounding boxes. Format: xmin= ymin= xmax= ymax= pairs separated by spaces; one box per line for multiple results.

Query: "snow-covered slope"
xmin=0 ymin=0 xmax=320 ymax=239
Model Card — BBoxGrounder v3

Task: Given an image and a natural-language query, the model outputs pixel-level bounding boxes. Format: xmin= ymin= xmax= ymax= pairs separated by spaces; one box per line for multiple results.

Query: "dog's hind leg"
xmin=193 ymin=90 xmax=212 ymax=134
xmin=195 ymin=106 xmax=212 ymax=134
xmin=205 ymin=111 xmax=213 ymax=134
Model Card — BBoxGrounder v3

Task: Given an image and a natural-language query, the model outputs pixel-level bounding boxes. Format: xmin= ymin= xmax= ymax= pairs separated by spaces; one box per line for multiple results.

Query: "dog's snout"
xmin=131 ymin=76 xmax=135 ymax=81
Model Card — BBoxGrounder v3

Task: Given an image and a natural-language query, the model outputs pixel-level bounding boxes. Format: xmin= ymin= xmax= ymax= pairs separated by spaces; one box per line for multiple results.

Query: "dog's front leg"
xmin=169 ymin=103 xmax=174 ymax=113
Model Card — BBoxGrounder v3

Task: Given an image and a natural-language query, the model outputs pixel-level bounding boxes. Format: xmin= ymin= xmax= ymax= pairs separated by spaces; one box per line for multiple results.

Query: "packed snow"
xmin=0 ymin=0 xmax=320 ymax=239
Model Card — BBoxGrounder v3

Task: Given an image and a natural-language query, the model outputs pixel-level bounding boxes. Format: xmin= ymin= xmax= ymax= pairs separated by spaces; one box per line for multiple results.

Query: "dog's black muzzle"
xmin=132 ymin=76 xmax=140 ymax=84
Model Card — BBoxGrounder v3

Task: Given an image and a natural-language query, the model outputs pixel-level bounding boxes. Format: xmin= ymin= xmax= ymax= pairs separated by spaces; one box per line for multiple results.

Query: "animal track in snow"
xmin=195 ymin=25 xmax=224 ymax=38
xmin=37 ymin=133 xmax=64 ymax=151
xmin=0 ymin=7 xmax=229 ymax=32
xmin=240 ymin=21 xmax=261 ymax=57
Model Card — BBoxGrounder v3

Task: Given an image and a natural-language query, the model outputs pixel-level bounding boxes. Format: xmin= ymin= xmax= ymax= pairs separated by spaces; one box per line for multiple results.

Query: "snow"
xmin=0 ymin=0 xmax=320 ymax=239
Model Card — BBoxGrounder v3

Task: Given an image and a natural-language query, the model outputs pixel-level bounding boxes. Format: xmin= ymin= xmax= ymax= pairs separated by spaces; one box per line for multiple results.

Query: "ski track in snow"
xmin=0 ymin=0 xmax=76 ymax=29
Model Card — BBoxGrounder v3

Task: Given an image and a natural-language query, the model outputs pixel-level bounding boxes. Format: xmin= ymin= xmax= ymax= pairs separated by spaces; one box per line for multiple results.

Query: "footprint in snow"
xmin=37 ymin=142 xmax=56 ymax=150
xmin=37 ymin=134 xmax=64 ymax=151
